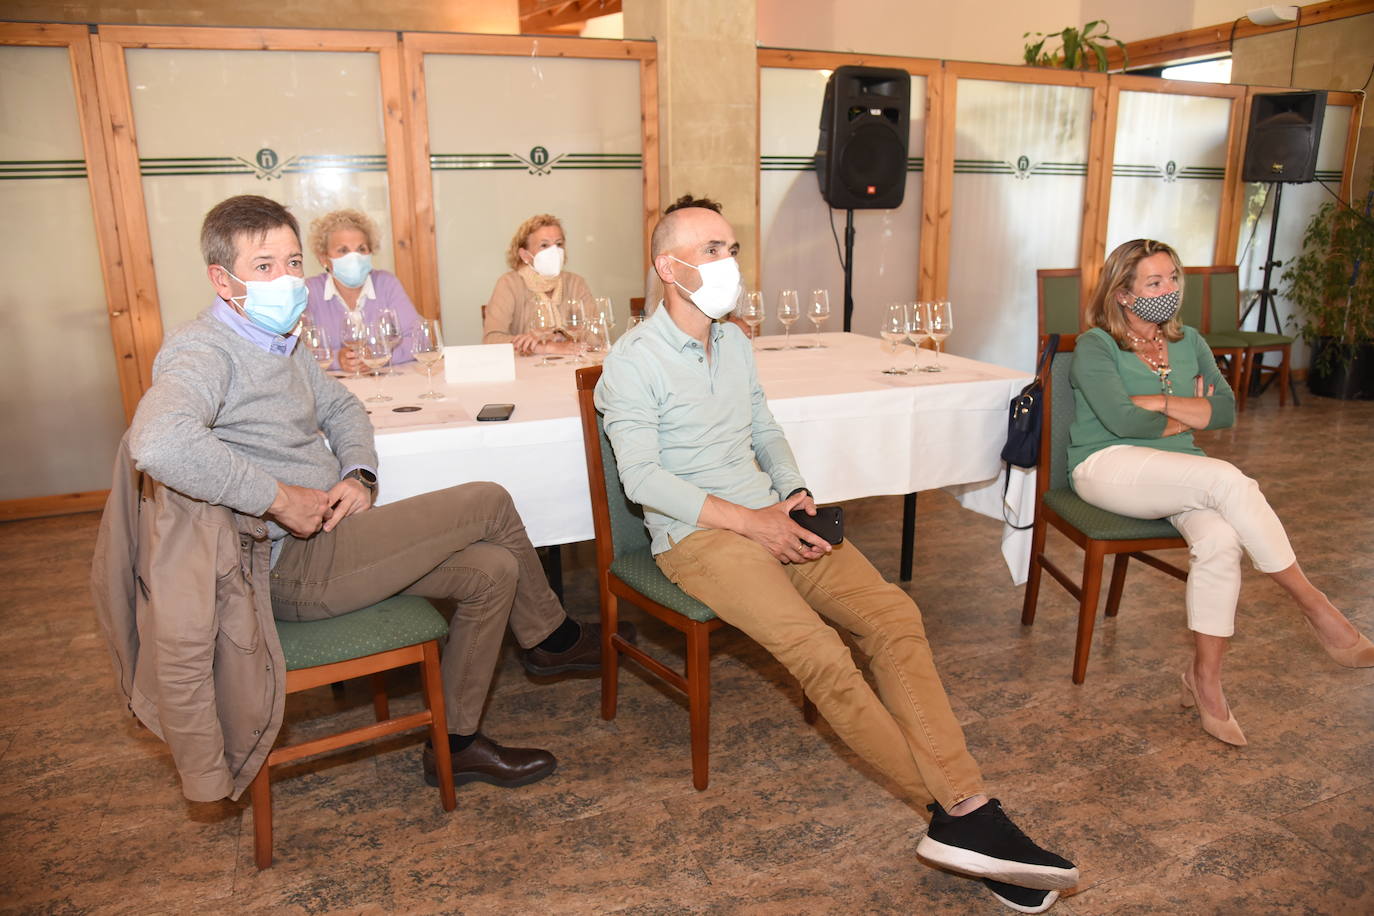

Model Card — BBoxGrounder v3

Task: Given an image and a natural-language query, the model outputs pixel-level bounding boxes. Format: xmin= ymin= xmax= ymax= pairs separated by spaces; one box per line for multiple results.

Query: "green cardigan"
xmin=1067 ymin=326 xmax=1236 ymax=483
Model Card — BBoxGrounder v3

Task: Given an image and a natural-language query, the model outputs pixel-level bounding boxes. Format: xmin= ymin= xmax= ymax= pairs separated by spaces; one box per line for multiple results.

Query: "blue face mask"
xmin=330 ymin=251 xmax=372 ymax=289
xmin=224 ymin=269 xmax=309 ymax=336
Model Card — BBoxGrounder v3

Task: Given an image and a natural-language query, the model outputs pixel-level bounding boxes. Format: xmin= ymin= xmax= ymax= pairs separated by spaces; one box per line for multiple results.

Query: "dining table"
xmin=339 ymin=331 xmax=1037 ymax=585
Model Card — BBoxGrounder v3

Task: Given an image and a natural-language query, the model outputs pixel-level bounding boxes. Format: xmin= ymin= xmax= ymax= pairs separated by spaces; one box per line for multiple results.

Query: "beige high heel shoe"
xmin=1305 ymin=619 xmax=1374 ymax=668
xmin=1180 ymin=672 xmax=1247 ymax=746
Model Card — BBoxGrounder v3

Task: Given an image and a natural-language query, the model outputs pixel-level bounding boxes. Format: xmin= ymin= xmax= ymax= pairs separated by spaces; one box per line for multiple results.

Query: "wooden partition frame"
xmin=399 ymin=33 xmax=659 ymax=320
xmin=755 ymin=49 xmax=944 ymax=300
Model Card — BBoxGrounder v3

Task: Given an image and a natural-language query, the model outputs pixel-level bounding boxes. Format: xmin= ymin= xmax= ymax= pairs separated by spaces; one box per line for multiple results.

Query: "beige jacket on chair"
xmin=91 ymin=436 xmax=286 ymax=802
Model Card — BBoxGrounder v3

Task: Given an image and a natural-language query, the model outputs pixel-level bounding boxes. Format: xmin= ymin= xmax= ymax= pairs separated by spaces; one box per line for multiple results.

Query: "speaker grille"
xmin=839 ymin=122 xmax=906 ymax=198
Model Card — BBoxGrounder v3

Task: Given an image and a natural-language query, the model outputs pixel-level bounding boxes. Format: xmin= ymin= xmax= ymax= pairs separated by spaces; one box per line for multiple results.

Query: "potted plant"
xmin=1281 ymin=185 xmax=1374 ymax=399
xmin=1023 ymin=21 xmax=1127 ymax=72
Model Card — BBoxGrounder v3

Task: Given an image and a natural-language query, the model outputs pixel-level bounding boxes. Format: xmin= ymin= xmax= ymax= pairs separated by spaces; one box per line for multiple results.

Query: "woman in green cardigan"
xmin=1068 ymin=238 xmax=1372 ymax=746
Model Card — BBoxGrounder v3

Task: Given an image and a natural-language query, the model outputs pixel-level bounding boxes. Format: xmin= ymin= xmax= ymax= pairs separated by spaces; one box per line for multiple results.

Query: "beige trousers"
xmin=1072 ymin=445 xmax=1297 ymax=637
xmin=656 ymin=528 xmax=984 ymax=809
xmin=270 ymin=482 xmax=566 ymax=733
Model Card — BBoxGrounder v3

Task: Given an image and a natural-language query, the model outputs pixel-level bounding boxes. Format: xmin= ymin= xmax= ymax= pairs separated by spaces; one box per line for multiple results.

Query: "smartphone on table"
xmin=476 ymin=403 xmax=515 ymax=422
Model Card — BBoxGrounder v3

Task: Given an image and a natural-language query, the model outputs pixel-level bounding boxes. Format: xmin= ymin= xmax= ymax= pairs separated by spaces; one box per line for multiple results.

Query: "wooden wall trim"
xmin=1108 ymin=0 xmax=1374 ymax=70
xmin=1078 ymin=80 xmax=1113 ymax=310
xmin=945 ymin=60 xmax=1107 ymax=89
xmin=641 ymin=53 xmax=660 ymax=280
xmin=1214 ymin=93 xmax=1247 ymax=263
xmin=93 ymin=25 xmax=401 ymax=51
xmin=377 ymin=41 xmax=419 ymax=313
xmin=401 ymin=32 xmax=654 ymax=59
xmin=398 ymin=36 xmax=440 ymax=322
xmin=0 ymin=490 xmax=108 ymax=522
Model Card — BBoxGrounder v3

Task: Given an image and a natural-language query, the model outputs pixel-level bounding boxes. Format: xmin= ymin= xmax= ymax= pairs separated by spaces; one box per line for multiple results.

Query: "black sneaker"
xmin=916 ymin=799 xmax=1078 ymax=890
xmin=984 ymin=878 xmax=1060 ymax=913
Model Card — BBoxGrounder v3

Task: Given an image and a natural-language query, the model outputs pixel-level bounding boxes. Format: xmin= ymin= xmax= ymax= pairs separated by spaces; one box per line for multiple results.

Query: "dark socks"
xmin=428 ymin=732 xmax=477 ymax=752
xmin=535 ymin=616 xmax=581 ymax=654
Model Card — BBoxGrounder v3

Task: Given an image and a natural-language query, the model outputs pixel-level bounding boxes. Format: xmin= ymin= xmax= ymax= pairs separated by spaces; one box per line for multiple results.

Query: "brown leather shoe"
xmin=422 ymin=734 xmax=557 ymax=788
xmin=521 ymin=620 xmax=637 ymax=676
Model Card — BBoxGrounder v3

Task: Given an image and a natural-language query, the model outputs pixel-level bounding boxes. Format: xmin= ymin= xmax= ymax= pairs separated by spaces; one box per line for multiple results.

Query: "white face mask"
xmin=669 ymin=255 xmax=741 ymax=320
xmin=529 ymin=245 xmax=564 ymax=278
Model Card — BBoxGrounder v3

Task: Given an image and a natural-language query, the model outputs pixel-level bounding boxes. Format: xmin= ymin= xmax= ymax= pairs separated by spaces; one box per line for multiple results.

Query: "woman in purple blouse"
xmin=304 ymin=209 xmax=422 ymax=373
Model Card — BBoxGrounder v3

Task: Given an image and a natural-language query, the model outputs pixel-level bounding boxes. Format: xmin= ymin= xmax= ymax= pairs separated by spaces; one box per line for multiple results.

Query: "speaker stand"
xmin=1239 ymin=181 xmax=1299 ymax=403
xmin=842 ymin=209 xmax=856 ymax=332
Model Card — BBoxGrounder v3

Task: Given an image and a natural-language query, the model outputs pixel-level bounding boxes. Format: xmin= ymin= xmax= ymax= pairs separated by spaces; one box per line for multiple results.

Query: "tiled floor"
xmin=2 ymin=386 xmax=1372 ymax=914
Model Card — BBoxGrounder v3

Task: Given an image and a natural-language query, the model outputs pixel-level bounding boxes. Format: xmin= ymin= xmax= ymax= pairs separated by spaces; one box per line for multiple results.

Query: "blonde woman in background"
xmin=484 ymin=214 xmax=593 ymax=356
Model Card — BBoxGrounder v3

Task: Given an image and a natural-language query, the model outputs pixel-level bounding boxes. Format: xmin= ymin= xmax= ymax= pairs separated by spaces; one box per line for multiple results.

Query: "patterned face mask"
xmin=1126 ymin=288 xmax=1181 ymax=324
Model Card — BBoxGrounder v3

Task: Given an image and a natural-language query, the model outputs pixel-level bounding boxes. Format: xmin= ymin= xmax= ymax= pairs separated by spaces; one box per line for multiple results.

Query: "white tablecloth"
xmin=341 ymin=332 xmax=1036 ymax=583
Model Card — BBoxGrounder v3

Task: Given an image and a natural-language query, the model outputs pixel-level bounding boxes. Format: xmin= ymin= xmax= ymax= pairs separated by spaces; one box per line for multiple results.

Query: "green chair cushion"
xmin=1202 ymin=331 xmax=1249 ymax=350
xmin=1231 ymin=330 xmax=1292 ymax=347
xmin=275 ymin=595 xmax=449 ymax=670
xmin=1044 ymin=488 xmax=1183 ymax=542
xmin=610 ymin=546 xmax=717 ymax=623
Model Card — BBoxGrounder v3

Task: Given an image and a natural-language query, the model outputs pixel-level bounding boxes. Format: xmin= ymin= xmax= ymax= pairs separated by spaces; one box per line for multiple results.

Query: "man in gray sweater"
xmin=129 ymin=194 xmax=623 ymax=789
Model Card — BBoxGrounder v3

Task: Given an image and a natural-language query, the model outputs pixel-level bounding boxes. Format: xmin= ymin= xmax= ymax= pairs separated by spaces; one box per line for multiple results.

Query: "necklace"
xmin=1125 ymin=329 xmax=1172 ymax=393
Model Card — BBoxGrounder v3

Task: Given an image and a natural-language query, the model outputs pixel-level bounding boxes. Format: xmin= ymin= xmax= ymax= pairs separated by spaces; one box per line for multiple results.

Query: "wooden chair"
xmin=629 ymin=297 xmax=646 ymax=318
xmin=1020 ymin=334 xmax=1189 ymax=683
xmin=1181 ymin=267 xmax=1247 ymax=402
xmin=574 ymin=365 xmax=816 ymax=789
xmin=1205 ymin=266 xmax=1294 ymax=407
xmin=1036 ymin=268 xmax=1083 ymax=336
xmin=250 ymin=596 xmax=456 ymax=868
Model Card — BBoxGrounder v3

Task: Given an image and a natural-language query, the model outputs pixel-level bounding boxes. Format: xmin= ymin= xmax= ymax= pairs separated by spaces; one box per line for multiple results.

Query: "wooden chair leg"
xmin=1104 ymin=553 xmax=1130 ymax=617
xmin=600 ymin=587 xmax=620 ymax=722
xmin=420 ymin=640 xmax=456 ymax=812
xmin=1278 ymin=346 xmax=1291 ymax=407
xmin=802 ymin=692 xmax=818 ymax=724
xmin=685 ymin=622 xmax=711 ymax=791
xmin=1237 ymin=351 xmax=1252 ymax=411
xmin=1226 ymin=353 xmax=1243 ymax=400
xmin=1021 ymin=512 xmax=1049 ymax=626
xmin=1072 ymin=541 xmax=1108 ymax=684
xmin=250 ymin=758 xmax=274 ymax=869
xmin=370 ymin=673 xmax=390 ymax=722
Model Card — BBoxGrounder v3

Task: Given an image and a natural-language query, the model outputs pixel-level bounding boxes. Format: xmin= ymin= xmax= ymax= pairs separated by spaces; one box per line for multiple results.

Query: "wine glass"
xmin=340 ymin=311 xmax=367 ymax=379
xmin=737 ymin=290 xmax=764 ymax=348
xmin=412 ymin=318 xmax=445 ymax=400
xmin=593 ymin=296 xmax=615 ymax=339
xmin=360 ymin=324 xmax=393 ymax=403
xmin=880 ymin=303 xmax=911 ymax=375
xmin=377 ymin=307 xmax=402 ymax=376
xmin=584 ymin=316 xmax=611 ymax=363
xmin=528 ymin=301 xmax=561 ymax=367
xmin=301 ymin=324 xmax=332 ymax=371
xmin=927 ymin=300 xmax=953 ymax=372
xmin=777 ymin=289 xmax=800 ymax=349
xmin=909 ymin=301 xmax=933 ymax=372
xmin=808 ymin=289 xmax=831 ymax=348
xmin=563 ymin=298 xmax=588 ymax=366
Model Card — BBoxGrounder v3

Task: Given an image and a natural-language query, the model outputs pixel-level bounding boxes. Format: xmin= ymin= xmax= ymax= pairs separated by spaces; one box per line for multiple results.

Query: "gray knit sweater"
xmin=129 ymin=309 xmax=377 ymax=541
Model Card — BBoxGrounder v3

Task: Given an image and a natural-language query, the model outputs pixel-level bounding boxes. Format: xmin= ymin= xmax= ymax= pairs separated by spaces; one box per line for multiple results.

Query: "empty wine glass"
xmin=584 ymin=316 xmax=611 ymax=363
xmin=378 ymin=307 xmax=402 ymax=376
xmin=301 ymin=324 xmax=332 ymax=371
xmin=593 ymin=296 xmax=615 ymax=339
xmin=777 ymin=289 xmax=800 ymax=349
xmin=737 ymin=290 xmax=764 ymax=348
xmin=809 ymin=289 xmax=831 ymax=348
xmin=563 ymin=298 xmax=588 ymax=366
xmin=927 ymin=300 xmax=953 ymax=372
xmin=909 ymin=301 xmax=933 ymax=372
xmin=880 ymin=303 xmax=911 ymax=375
xmin=412 ymin=318 xmax=445 ymax=399
xmin=360 ymin=324 xmax=392 ymax=403
xmin=340 ymin=311 xmax=367 ymax=379
xmin=529 ymin=301 xmax=561 ymax=367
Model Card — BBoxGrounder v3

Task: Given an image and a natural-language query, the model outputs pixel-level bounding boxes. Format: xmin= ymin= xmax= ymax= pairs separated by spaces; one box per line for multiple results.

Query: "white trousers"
xmin=1071 ymin=445 xmax=1297 ymax=637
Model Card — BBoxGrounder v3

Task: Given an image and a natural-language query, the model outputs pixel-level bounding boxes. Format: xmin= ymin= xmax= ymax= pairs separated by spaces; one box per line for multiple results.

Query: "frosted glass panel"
xmin=759 ymin=68 xmax=926 ymax=337
xmin=0 ymin=46 xmax=125 ymax=499
xmin=1235 ymin=104 xmax=1353 ymax=368
xmin=947 ymin=79 xmax=1092 ymax=372
xmin=126 ymin=49 xmax=392 ymax=334
xmin=424 ymin=54 xmax=643 ymax=344
xmin=1105 ymin=90 xmax=1233 ymax=265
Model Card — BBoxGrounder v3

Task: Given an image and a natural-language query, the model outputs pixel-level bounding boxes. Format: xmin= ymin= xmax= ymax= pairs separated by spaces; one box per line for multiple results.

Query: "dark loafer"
xmin=422 ymin=734 xmax=557 ymax=788
xmin=521 ymin=620 xmax=637 ymax=676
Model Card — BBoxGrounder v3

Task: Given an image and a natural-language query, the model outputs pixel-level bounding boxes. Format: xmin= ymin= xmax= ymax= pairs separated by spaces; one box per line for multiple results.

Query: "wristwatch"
xmin=344 ymin=468 xmax=377 ymax=492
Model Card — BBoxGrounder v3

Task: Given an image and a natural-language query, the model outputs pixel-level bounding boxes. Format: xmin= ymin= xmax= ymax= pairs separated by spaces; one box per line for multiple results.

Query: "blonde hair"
xmin=1086 ymin=238 xmax=1186 ymax=348
xmin=308 ymin=209 xmax=379 ymax=267
xmin=506 ymin=213 xmax=564 ymax=270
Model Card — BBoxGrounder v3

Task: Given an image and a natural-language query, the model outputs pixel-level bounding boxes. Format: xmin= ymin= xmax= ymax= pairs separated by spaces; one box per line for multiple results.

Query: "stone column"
xmin=624 ymin=0 xmax=761 ymax=285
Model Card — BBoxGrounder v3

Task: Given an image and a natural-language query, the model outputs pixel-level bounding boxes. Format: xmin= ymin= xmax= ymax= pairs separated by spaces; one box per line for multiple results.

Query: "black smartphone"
xmin=476 ymin=403 xmax=515 ymax=422
xmin=790 ymin=505 xmax=844 ymax=545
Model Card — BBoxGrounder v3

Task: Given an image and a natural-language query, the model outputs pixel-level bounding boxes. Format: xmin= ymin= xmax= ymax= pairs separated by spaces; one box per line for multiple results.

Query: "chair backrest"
xmin=1037 ymin=333 xmax=1080 ymax=493
xmin=629 ymin=297 xmax=646 ymax=318
xmin=1207 ymin=267 xmax=1241 ymax=333
xmin=1180 ymin=266 xmax=1208 ymax=330
xmin=1037 ymin=269 xmax=1081 ymax=336
xmin=575 ymin=365 xmax=652 ymax=570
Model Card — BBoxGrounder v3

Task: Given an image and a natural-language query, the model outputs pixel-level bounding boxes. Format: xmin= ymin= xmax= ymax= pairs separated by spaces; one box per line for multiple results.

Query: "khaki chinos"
xmin=656 ymin=528 xmax=985 ymax=810
xmin=269 ymin=481 xmax=566 ymax=734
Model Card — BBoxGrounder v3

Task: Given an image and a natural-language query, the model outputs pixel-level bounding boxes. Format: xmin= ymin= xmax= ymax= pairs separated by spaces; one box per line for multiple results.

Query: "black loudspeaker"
xmin=814 ymin=65 xmax=910 ymax=209
xmin=1242 ymin=90 xmax=1327 ymax=183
